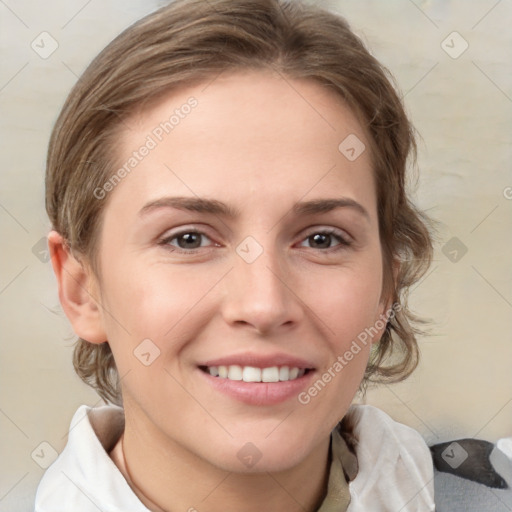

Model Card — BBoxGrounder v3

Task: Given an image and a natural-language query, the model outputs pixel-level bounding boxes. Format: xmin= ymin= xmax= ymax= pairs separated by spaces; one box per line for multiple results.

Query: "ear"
xmin=48 ymin=230 xmax=107 ymax=344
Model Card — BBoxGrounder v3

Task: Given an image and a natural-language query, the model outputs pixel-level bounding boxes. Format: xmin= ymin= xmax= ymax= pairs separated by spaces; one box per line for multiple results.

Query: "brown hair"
xmin=46 ymin=0 xmax=434 ymax=405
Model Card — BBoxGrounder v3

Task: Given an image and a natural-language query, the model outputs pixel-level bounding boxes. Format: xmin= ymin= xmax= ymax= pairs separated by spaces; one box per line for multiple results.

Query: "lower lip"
xmin=197 ymin=368 xmax=315 ymax=406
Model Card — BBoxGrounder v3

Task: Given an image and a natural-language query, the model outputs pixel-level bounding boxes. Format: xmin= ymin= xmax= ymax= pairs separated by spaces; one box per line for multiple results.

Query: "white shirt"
xmin=34 ymin=404 xmax=435 ymax=511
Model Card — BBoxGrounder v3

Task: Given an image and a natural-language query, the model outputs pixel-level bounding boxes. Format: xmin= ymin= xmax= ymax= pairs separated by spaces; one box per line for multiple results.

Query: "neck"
xmin=114 ymin=405 xmax=331 ymax=512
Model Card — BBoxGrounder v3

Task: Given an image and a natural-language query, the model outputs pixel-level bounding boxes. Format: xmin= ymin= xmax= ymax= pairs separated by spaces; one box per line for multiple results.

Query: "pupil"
xmin=311 ymin=233 xmax=330 ymax=248
xmin=178 ymin=233 xmax=200 ymax=249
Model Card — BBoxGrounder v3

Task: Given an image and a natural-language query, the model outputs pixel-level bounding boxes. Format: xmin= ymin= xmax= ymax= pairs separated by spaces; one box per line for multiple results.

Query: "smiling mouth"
xmin=198 ymin=365 xmax=312 ymax=383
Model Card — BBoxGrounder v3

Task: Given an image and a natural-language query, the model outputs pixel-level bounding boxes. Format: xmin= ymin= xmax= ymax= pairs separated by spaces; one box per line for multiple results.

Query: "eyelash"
xmin=159 ymin=228 xmax=352 ymax=254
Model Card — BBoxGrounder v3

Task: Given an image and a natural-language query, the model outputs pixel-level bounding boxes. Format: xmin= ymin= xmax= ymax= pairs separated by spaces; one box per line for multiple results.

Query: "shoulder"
xmin=342 ymin=404 xmax=435 ymax=512
xmin=34 ymin=404 xmax=148 ymax=512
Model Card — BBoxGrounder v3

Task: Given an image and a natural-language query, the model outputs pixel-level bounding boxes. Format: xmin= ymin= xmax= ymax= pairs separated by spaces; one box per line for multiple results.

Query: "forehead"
xmin=108 ymin=69 xmax=376 ymax=221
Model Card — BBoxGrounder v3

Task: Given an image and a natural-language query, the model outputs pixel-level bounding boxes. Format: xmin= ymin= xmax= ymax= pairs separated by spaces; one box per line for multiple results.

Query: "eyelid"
xmin=159 ymin=225 xmax=219 ymax=251
xmin=298 ymin=226 xmax=353 ymax=245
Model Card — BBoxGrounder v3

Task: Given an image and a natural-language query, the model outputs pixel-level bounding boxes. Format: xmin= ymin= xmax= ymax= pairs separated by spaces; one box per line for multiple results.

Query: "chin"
xmin=215 ymin=453 xmax=307 ymax=475
xmin=205 ymin=435 xmax=319 ymax=475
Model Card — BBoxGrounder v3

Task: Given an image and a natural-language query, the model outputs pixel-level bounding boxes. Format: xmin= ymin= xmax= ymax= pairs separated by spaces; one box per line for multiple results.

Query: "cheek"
xmin=297 ymin=269 xmax=382 ymax=425
xmin=301 ymin=261 xmax=384 ymax=345
xmin=97 ymin=262 xmax=224 ymax=353
xmin=95 ymin=264 xmax=220 ymax=399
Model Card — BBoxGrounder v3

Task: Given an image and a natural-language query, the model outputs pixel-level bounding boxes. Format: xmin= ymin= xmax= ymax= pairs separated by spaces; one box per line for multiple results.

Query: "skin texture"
xmin=49 ymin=69 xmax=394 ymax=512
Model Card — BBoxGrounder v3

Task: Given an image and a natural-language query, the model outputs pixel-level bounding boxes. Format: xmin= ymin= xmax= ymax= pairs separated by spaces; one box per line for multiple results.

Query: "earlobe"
xmin=48 ymin=231 xmax=107 ymax=344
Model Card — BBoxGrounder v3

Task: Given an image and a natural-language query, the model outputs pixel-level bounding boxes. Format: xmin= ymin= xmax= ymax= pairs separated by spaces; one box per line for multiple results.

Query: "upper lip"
xmin=199 ymin=352 xmax=316 ymax=369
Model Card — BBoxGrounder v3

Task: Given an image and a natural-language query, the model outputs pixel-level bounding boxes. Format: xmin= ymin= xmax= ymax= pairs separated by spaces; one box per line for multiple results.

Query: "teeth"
xmin=261 ymin=367 xmax=279 ymax=382
xmin=289 ymin=367 xmax=299 ymax=379
xmin=243 ymin=366 xmax=261 ymax=382
xmin=279 ymin=366 xmax=289 ymax=381
xmin=228 ymin=365 xmax=243 ymax=381
xmin=207 ymin=365 xmax=307 ymax=382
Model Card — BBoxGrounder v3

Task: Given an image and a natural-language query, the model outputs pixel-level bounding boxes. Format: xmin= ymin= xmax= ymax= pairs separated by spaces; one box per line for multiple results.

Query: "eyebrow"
xmin=139 ymin=196 xmax=370 ymax=221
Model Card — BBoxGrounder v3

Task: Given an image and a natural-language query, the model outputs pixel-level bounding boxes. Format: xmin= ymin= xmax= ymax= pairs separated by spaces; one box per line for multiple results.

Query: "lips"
xmin=196 ymin=352 xmax=316 ymax=405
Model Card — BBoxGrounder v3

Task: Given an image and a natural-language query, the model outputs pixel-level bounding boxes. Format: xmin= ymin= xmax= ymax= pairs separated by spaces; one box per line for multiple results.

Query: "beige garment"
xmin=317 ymin=425 xmax=358 ymax=512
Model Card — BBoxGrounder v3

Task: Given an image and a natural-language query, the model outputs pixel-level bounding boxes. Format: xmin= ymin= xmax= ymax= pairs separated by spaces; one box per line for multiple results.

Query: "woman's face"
xmin=93 ymin=69 xmax=390 ymax=472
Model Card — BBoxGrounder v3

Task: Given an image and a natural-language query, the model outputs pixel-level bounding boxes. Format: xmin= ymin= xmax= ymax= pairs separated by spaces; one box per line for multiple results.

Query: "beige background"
xmin=1 ymin=0 xmax=511 ymax=509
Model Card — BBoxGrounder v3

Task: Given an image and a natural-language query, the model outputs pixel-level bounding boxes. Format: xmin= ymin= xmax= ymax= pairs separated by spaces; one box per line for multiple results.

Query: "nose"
xmin=221 ymin=242 xmax=302 ymax=335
